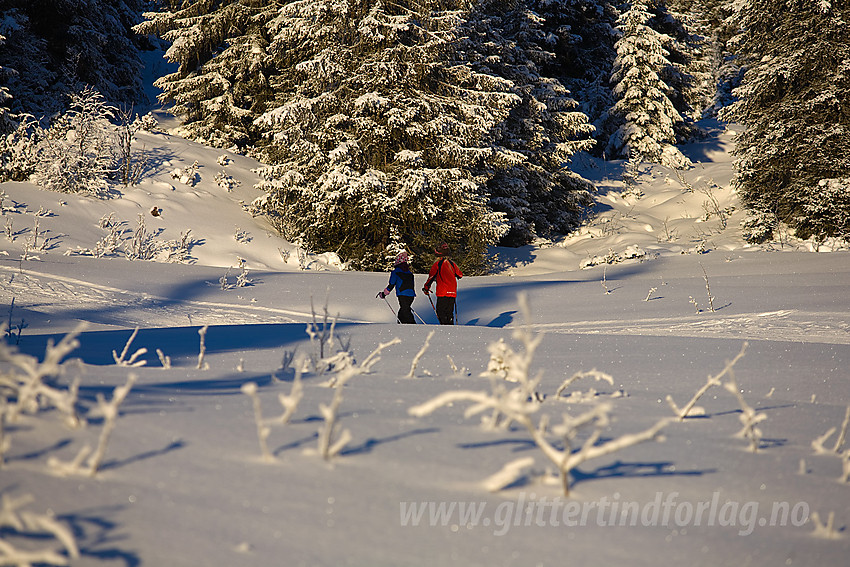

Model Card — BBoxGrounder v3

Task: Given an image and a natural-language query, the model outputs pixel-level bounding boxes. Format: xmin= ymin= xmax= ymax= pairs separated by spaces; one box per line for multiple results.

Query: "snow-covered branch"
xmin=667 ymin=342 xmax=748 ymax=420
xmin=555 ymin=369 xmax=615 ymax=401
xmin=810 ymin=511 xmax=845 ymax=540
xmin=312 ymin=338 xmax=400 ymax=460
xmin=306 ymin=294 xmax=339 ymax=374
xmin=811 ymin=405 xmax=850 ymax=483
xmin=277 ymin=368 xmax=303 ymax=426
xmin=112 ymin=327 xmax=147 ymax=367
xmin=197 ymin=325 xmax=209 ymax=370
xmin=241 ymin=366 xmax=306 ymax=462
xmin=1 ymin=323 xmax=85 ymax=427
xmin=406 ymin=330 xmax=435 ymax=378
xmin=0 ymin=492 xmax=79 ymax=565
xmin=48 ymin=374 xmax=137 ymax=477
xmin=481 ymin=456 xmax=536 ymax=493
xmin=723 ymin=367 xmax=766 ymax=453
xmin=315 ymin=381 xmax=352 ymax=461
xmin=241 ymin=382 xmax=274 ymax=462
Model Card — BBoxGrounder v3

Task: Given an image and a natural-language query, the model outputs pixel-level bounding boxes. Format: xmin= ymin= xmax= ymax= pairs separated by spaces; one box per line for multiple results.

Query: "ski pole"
xmin=426 ymin=292 xmax=438 ymax=319
xmin=412 ymin=308 xmax=428 ymax=325
xmin=378 ymin=293 xmax=398 ymax=322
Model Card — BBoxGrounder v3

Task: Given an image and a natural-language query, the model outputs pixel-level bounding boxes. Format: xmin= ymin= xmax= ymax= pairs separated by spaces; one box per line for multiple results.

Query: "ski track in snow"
xmin=532 ymin=310 xmax=850 ymax=345
xmin=0 ymin=264 xmax=367 ymax=328
xmin=6 ymin=264 xmax=849 ymax=345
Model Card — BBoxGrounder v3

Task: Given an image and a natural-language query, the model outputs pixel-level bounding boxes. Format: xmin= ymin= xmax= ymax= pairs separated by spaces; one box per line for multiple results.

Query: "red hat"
xmin=435 ymin=242 xmax=450 ymax=256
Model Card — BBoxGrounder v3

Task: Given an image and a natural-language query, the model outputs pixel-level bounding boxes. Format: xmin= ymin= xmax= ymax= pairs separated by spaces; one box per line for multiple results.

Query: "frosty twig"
xmin=241 ymin=382 xmax=274 ymax=462
xmin=0 ymin=492 xmax=80 ymax=564
xmin=406 ymin=330 xmax=435 ymax=378
xmin=666 ymin=342 xmax=748 ymax=420
xmin=197 ymin=325 xmax=209 ymax=369
xmin=48 ymin=374 xmax=137 ymax=477
xmin=112 ymin=326 xmax=147 ymax=367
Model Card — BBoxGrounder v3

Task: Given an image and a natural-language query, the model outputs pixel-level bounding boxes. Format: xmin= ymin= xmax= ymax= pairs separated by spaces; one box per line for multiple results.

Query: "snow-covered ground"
xmin=1 ymin=105 xmax=849 ymax=566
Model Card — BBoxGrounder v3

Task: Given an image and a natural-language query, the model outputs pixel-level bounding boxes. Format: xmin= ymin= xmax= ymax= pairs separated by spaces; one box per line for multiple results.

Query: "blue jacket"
xmin=386 ymin=264 xmax=416 ymax=297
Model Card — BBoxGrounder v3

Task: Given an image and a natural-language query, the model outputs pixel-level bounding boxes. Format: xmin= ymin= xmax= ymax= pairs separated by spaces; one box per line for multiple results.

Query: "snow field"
xmin=1 ymin=112 xmax=849 ymax=566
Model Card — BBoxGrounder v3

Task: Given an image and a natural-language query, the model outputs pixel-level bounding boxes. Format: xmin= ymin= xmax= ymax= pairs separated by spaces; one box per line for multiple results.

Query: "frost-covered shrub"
xmin=170 ymin=160 xmax=200 ymax=186
xmin=811 ymin=405 xmax=850 ymax=483
xmin=162 ymin=230 xmax=196 ymax=264
xmin=233 ymin=227 xmax=251 ymax=243
xmin=580 ymin=245 xmax=646 ymax=269
xmin=139 ymin=112 xmax=159 ymax=132
xmin=0 ymin=117 xmax=41 ymax=182
xmin=31 ymin=87 xmax=117 ymax=196
xmin=240 ymin=314 xmax=399 ymax=463
xmin=126 ymin=214 xmax=158 ymax=260
xmin=48 ymin=374 xmax=136 ymax=477
xmin=68 ymin=212 xmax=196 ymax=263
xmin=215 ymin=170 xmax=239 ymax=191
xmin=219 ymin=260 xmax=252 ymax=290
xmin=114 ymin=106 xmax=150 ymax=187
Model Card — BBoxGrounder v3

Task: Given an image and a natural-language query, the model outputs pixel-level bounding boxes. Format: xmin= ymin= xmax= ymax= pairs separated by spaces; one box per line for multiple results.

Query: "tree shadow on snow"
xmin=99 ymin=440 xmax=186 ymax=472
xmin=342 ymin=427 xmax=440 ymax=456
xmin=274 ymin=432 xmax=318 ymax=455
xmin=456 ymin=438 xmax=536 ymax=452
xmin=5 ymin=438 xmax=73 ymax=464
xmin=73 ymin=374 xmax=278 ymax=413
xmin=8 ymin=265 xmax=369 ymax=337
xmin=17 ymin=323 xmax=358 ymax=366
xmin=59 ymin=505 xmax=140 ymax=567
xmin=126 ymin=373 xmax=277 ymax=395
xmin=570 ymin=459 xmax=715 ymax=488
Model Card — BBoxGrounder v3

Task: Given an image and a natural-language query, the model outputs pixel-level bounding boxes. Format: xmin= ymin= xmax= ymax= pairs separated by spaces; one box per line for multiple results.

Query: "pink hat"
xmin=394 ymin=251 xmax=410 ymax=265
xmin=434 ymin=242 xmax=450 ymax=256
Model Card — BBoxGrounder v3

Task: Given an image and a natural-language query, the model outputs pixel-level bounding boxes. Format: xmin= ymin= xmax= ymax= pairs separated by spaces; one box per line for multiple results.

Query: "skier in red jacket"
xmin=422 ymin=242 xmax=463 ymax=325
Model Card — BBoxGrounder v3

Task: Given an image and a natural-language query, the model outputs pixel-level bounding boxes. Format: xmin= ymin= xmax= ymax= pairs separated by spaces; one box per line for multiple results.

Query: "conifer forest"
xmin=1 ymin=0 xmax=848 ymax=272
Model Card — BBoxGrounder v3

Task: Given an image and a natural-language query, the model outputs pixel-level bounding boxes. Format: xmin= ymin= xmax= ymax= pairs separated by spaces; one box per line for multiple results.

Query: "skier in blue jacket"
xmin=378 ymin=251 xmax=416 ymax=324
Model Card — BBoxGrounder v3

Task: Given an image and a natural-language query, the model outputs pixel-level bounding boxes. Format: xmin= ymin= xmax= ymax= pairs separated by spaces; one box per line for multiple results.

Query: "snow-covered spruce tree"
xmin=0 ymin=0 xmax=146 ymax=115
xmin=0 ymin=33 xmax=28 ymax=182
xmin=649 ymin=2 xmax=714 ymax=125
xmin=0 ymin=34 xmax=15 ymax=136
xmin=536 ymin=0 xmax=619 ymax=151
xmin=721 ymin=0 xmax=850 ymax=244
xmin=251 ymin=0 xmax=515 ymax=273
xmin=608 ymin=1 xmax=690 ymax=168
xmin=667 ymin=0 xmax=744 ymax=115
xmin=465 ymin=0 xmax=597 ymax=246
xmin=134 ymin=0 xmax=277 ymax=149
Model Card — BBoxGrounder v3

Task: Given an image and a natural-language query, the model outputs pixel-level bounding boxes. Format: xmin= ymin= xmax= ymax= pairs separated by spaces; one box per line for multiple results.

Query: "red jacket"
xmin=426 ymin=258 xmax=463 ymax=297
